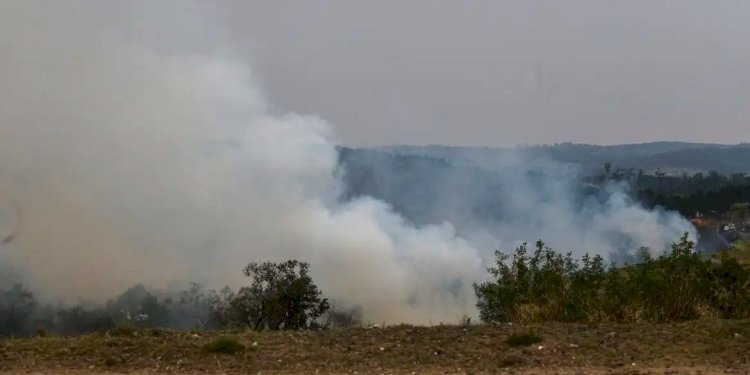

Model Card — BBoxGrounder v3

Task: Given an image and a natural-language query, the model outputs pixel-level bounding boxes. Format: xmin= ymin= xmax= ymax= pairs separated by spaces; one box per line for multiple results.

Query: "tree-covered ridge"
xmin=340 ymin=147 xmax=750 ymax=226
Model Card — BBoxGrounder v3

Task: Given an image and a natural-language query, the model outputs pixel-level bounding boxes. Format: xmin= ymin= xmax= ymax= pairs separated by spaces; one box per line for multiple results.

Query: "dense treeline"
xmin=636 ymin=172 xmax=750 ymax=196
xmin=595 ymin=163 xmax=750 ymax=195
xmin=641 ymin=185 xmax=750 ymax=219
xmin=592 ymin=162 xmax=750 ymax=219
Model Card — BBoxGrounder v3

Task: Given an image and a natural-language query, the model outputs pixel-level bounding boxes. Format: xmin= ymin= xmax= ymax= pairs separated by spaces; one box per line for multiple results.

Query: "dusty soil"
xmin=1 ymin=319 xmax=749 ymax=374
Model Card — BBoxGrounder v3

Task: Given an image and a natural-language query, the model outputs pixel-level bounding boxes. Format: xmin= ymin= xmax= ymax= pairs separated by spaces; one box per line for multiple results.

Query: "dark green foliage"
xmin=228 ymin=260 xmax=330 ymax=330
xmin=592 ymin=160 xmax=750 ymax=219
xmin=474 ymin=233 xmax=750 ymax=323
xmin=643 ymin=185 xmax=750 ymax=218
xmin=203 ymin=336 xmax=245 ymax=354
xmin=506 ymin=330 xmax=543 ymax=347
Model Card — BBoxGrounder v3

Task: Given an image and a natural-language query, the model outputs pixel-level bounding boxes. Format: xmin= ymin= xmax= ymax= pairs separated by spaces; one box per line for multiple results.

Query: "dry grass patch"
xmin=0 ymin=319 xmax=748 ymax=373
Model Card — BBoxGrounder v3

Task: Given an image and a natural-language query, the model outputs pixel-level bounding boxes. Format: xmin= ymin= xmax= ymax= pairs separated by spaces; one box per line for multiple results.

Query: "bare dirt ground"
xmin=1 ymin=319 xmax=748 ymax=374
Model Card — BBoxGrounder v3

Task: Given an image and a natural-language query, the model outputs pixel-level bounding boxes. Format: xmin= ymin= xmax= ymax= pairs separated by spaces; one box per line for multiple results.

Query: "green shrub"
xmin=506 ymin=330 xmax=543 ymax=347
xmin=203 ymin=336 xmax=245 ymax=355
xmin=228 ymin=260 xmax=330 ymax=330
xmin=474 ymin=232 xmax=750 ymax=323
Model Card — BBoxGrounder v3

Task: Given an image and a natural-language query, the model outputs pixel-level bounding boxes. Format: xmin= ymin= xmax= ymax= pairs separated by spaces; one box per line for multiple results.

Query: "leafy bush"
xmin=474 ymin=233 xmax=750 ymax=323
xmin=228 ymin=260 xmax=330 ymax=330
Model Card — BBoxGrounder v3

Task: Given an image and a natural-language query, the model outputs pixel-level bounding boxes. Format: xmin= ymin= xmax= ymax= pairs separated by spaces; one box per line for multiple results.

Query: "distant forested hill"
xmin=375 ymin=142 xmax=750 ymax=174
xmin=336 ymin=147 xmax=508 ymax=228
xmin=337 ymin=143 xmax=750 ymax=233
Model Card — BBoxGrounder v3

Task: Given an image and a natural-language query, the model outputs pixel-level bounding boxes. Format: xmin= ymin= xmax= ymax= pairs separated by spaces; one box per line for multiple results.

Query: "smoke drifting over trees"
xmin=0 ymin=1 xmax=694 ymax=324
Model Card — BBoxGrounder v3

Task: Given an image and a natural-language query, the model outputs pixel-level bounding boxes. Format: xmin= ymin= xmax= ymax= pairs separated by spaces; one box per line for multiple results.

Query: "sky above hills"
xmin=215 ymin=1 xmax=750 ymax=147
xmin=4 ymin=1 xmax=750 ymax=147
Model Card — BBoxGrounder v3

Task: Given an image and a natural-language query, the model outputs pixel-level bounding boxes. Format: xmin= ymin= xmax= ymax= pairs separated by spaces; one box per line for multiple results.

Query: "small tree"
xmin=205 ymin=287 xmax=236 ymax=329
xmin=232 ymin=260 xmax=329 ymax=330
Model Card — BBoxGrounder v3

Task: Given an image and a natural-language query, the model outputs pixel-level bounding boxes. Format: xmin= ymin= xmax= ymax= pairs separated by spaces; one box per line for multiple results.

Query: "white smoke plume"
xmin=0 ymin=1 xmax=694 ymax=323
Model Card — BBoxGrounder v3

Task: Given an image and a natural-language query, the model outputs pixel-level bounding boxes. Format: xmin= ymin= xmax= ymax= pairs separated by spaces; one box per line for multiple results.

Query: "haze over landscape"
xmin=0 ymin=0 xmax=750 ymax=374
xmin=214 ymin=1 xmax=750 ymax=147
xmin=0 ymin=4 xmax=749 ymax=373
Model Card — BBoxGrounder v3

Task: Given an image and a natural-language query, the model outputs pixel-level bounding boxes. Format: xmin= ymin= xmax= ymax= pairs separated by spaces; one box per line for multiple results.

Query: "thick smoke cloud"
xmin=0 ymin=1 xmax=693 ymax=323
xmin=0 ymin=1 xmax=482 ymax=323
xmin=339 ymin=148 xmax=693 ymax=262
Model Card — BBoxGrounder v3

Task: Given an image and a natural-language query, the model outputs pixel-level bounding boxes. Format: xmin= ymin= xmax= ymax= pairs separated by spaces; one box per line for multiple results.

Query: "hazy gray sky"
xmin=5 ymin=1 xmax=750 ymax=146
xmin=211 ymin=1 xmax=750 ymax=146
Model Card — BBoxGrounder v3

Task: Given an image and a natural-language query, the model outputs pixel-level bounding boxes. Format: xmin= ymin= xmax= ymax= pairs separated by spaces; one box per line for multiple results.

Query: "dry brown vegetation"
xmin=1 ymin=319 xmax=748 ymax=374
